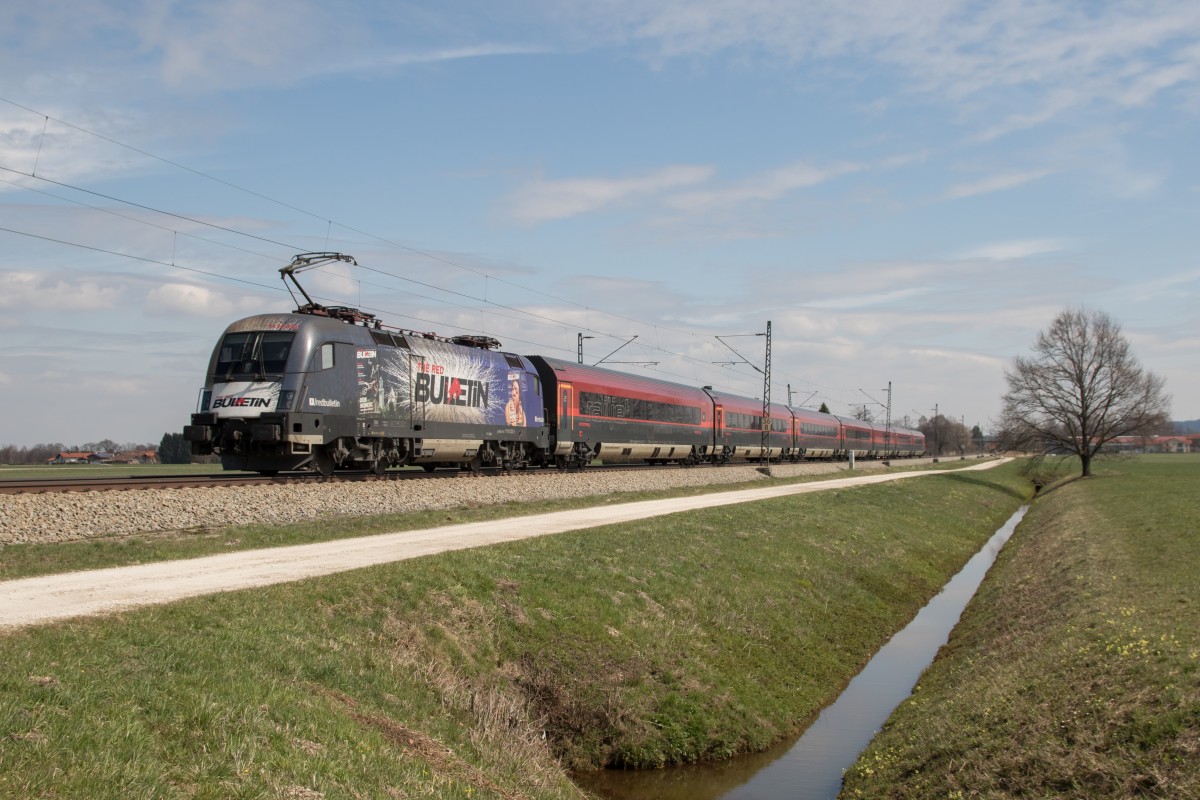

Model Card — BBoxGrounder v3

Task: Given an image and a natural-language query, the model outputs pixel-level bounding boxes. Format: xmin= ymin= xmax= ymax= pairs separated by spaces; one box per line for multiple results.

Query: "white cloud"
xmin=506 ymin=165 xmax=714 ymax=225
xmin=956 ymin=239 xmax=1066 ymax=261
xmin=0 ymin=270 xmax=125 ymax=310
xmin=346 ymin=44 xmax=551 ymax=73
xmin=145 ymin=283 xmax=234 ymax=317
xmin=666 ymin=160 xmax=863 ymax=214
xmin=944 ymin=169 xmax=1056 ymax=200
xmin=8 ymin=1 xmax=1200 ymax=133
xmin=304 ymin=262 xmax=362 ymax=304
xmin=1123 ymin=267 xmax=1200 ymax=302
xmin=585 ymin=1 xmax=1200 ymax=134
xmin=79 ymin=375 xmax=154 ymax=397
xmin=908 ymin=347 xmax=1006 ymax=369
xmin=971 ymin=90 xmax=1085 ymax=143
xmin=133 ymin=0 xmax=340 ymax=90
xmin=504 ymin=158 xmax=869 ymax=230
xmin=1 ymin=1 xmax=552 ymax=97
xmin=803 ymin=287 xmax=931 ymax=310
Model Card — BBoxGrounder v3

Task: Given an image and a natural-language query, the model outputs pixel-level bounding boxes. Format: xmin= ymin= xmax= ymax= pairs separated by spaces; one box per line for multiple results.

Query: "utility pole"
xmin=859 ymin=383 xmax=893 ymax=452
xmin=577 ymin=333 xmax=594 ymax=364
xmin=761 ymin=321 xmax=772 ymax=467
xmin=713 ymin=322 xmax=771 ymax=468
xmin=885 ymin=381 xmax=893 ymax=454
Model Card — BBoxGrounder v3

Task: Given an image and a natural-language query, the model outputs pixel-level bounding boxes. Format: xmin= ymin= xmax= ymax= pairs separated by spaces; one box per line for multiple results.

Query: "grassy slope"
xmin=841 ymin=455 xmax=1200 ymax=799
xmin=0 ymin=463 xmax=1028 ymax=799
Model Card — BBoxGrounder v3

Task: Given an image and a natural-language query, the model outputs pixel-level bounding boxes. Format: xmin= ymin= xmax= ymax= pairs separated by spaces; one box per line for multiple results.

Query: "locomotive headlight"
xmin=277 ymin=390 xmax=296 ymax=411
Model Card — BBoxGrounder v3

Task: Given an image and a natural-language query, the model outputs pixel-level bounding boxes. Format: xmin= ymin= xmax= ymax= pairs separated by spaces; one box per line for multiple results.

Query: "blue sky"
xmin=2 ymin=0 xmax=1198 ymax=448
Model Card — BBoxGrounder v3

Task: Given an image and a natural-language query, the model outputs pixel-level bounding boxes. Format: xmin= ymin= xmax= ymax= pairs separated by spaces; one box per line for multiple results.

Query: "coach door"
xmin=558 ymin=382 xmax=576 ymax=455
xmin=714 ymin=405 xmax=725 ymax=453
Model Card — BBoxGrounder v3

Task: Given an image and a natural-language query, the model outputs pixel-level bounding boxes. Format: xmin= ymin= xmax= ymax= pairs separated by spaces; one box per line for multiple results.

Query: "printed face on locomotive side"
xmin=355 ymin=339 xmax=543 ymax=427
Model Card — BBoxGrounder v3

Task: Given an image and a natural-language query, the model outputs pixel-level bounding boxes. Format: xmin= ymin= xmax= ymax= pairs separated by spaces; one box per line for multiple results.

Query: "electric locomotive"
xmin=184 ymin=254 xmax=550 ymax=474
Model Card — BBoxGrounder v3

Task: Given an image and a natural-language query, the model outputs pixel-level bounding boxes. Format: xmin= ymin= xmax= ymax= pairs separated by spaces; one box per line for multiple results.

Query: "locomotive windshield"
xmin=215 ymin=331 xmax=295 ymax=378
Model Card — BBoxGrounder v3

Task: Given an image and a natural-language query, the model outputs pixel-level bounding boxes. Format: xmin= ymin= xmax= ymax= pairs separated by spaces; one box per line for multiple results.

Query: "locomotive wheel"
xmin=421 ymin=464 xmax=437 ymax=473
xmin=466 ymin=455 xmax=484 ymax=474
xmin=312 ymin=448 xmax=336 ymax=477
xmin=371 ymin=458 xmax=387 ymax=475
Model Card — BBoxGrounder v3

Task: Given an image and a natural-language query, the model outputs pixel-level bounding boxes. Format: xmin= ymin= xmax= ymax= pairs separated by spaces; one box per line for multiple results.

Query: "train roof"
xmin=529 ymin=356 xmax=711 ymax=403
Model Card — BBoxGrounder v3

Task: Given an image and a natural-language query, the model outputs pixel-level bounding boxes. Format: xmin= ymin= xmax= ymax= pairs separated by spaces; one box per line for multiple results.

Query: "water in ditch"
xmin=577 ymin=504 xmax=1030 ymax=800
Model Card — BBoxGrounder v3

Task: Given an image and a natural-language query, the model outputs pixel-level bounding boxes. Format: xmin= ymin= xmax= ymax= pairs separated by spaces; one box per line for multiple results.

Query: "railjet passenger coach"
xmin=185 ymin=254 xmax=925 ymax=475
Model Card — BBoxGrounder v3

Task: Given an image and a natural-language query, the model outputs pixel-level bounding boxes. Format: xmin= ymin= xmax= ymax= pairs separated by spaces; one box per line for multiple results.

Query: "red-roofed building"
xmin=50 ymin=452 xmax=100 ymax=464
xmin=1105 ymin=435 xmax=1194 ymax=454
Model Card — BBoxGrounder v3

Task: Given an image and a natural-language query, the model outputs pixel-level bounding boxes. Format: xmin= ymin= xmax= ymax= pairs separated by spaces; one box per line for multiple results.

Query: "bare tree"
xmin=919 ymin=414 xmax=967 ymax=456
xmin=998 ymin=308 xmax=1170 ymax=477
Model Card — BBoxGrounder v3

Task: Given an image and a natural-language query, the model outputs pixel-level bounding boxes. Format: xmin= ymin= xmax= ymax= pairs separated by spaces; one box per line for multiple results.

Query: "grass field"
xmin=841 ymin=454 xmax=1200 ymax=799
xmin=0 ymin=461 xmax=1030 ymax=799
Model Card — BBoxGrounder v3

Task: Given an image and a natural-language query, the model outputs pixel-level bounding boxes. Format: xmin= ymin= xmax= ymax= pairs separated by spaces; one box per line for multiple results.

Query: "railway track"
xmin=0 ymin=473 xmax=282 ymax=494
xmin=0 ymin=461 xmax=678 ymax=495
xmin=0 ymin=455 xmax=939 ymax=495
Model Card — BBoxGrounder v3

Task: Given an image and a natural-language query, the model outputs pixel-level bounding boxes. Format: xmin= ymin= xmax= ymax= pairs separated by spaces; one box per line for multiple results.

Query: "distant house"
xmin=50 ymin=452 xmax=96 ymax=464
xmin=110 ymin=450 xmax=159 ymax=464
xmin=1151 ymin=436 xmax=1192 ymax=454
xmin=1105 ymin=435 xmax=1194 ymax=454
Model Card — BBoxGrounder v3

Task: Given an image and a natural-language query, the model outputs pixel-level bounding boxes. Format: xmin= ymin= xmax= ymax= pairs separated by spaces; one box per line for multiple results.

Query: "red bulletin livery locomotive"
xmin=184 ymin=254 xmax=925 ymax=474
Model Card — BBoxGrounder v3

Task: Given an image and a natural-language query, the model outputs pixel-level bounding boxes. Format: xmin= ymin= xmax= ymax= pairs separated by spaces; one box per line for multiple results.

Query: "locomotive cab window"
xmin=216 ymin=331 xmax=294 ymax=377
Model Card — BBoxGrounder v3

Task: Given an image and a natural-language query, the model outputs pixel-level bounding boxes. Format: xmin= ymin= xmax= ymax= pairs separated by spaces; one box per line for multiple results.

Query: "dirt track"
xmin=0 ymin=460 xmax=1007 ymax=630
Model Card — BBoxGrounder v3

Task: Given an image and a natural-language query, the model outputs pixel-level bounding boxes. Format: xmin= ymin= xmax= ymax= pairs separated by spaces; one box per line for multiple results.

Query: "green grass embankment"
xmin=0 ymin=462 xmax=1028 ymax=799
xmin=842 ymin=454 xmax=1200 ymax=799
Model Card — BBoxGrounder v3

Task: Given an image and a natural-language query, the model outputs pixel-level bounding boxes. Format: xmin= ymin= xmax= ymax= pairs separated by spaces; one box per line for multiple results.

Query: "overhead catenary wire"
xmin=0 ymin=174 xmax=283 ymax=265
xmin=0 ymin=96 xmax=863 ymax=409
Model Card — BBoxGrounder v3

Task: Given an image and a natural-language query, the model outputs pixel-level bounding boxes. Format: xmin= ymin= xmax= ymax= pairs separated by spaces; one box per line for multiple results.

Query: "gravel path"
xmin=0 ymin=458 xmax=1001 ymax=629
xmin=0 ymin=460 xmax=939 ymax=546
